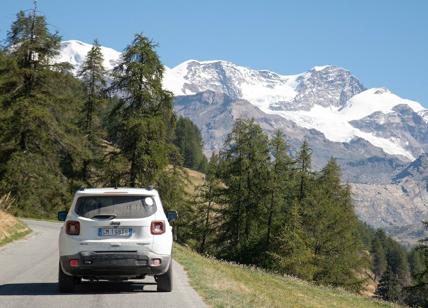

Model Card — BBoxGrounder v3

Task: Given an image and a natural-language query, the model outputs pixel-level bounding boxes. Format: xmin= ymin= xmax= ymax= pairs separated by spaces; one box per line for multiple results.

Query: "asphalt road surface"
xmin=0 ymin=220 xmax=206 ymax=308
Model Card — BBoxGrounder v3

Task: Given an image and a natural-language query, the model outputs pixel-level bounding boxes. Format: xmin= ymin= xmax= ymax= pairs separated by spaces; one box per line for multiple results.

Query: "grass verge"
xmin=173 ymin=244 xmax=397 ymax=308
xmin=0 ymin=211 xmax=31 ymax=247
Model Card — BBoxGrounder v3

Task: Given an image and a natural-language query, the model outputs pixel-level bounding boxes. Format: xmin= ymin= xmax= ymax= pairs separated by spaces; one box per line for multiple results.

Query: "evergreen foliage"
xmin=194 ymin=120 xmax=369 ymax=291
xmin=193 ymin=154 xmax=221 ymax=253
xmin=0 ymin=11 xmax=87 ymax=216
xmin=375 ymin=266 xmax=403 ymax=303
xmin=174 ymin=117 xmax=208 ymax=172
xmin=108 ymin=34 xmax=175 ymax=187
xmin=302 ymin=160 xmax=367 ymax=291
xmin=78 ymin=39 xmax=107 ymax=184
xmin=371 ymin=234 xmax=388 ymax=280
xmin=404 ymin=222 xmax=428 ymax=307
xmin=0 ymin=9 xmax=424 ymax=303
xmin=265 ymin=130 xmax=293 ymax=250
xmin=216 ymin=119 xmax=271 ymax=263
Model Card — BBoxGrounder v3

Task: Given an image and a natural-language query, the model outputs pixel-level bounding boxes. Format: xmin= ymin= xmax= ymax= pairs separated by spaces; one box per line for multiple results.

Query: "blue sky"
xmin=1 ymin=0 xmax=427 ymax=105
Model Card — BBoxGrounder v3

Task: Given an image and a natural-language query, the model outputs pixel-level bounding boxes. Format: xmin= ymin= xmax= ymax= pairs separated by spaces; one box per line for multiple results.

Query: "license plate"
xmin=98 ymin=227 xmax=132 ymax=237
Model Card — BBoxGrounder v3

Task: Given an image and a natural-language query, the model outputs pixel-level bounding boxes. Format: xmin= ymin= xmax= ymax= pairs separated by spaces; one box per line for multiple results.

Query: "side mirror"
xmin=166 ymin=210 xmax=178 ymax=222
xmin=58 ymin=211 xmax=67 ymax=221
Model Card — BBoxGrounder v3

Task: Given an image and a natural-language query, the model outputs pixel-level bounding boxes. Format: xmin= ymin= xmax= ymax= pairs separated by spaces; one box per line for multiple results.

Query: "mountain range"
xmin=58 ymin=40 xmax=428 ymax=245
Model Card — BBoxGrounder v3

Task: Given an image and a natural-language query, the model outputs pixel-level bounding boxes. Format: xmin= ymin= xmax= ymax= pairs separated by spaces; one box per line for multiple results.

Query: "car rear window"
xmin=75 ymin=195 xmax=157 ymax=219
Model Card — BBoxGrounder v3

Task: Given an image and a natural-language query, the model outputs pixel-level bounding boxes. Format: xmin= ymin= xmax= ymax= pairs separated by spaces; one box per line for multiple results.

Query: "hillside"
xmin=174 ymin=244 xmax=395 ymax=308
xmin=0 ymin=210 xmax=31 ymax=246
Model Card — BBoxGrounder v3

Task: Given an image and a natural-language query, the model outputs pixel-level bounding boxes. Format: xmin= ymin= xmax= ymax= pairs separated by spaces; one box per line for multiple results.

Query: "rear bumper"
xmin=60 ymin=250 xmax=171 ymax=279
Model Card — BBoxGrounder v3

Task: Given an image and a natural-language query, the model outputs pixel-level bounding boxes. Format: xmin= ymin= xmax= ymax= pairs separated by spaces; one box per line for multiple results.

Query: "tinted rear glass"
xmin=75 ymin=195 xmax=157 ymax=219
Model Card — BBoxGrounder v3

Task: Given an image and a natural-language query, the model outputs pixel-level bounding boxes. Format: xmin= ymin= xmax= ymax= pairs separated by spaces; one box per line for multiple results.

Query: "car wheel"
xmin=156 ymin=261 xmax=173 ymax=292
xmin=58 ymin=262 xmax=78 ymax=293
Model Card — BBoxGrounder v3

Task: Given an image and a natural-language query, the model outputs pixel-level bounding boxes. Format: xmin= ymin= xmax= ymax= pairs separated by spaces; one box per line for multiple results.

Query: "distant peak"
xmin=174 ymin=59 xmax=234 ymax=68
xmin=311 ymin=65 xmax=334 ymax=72
xmin=61 ymin=40 xmax=90 ymax=46
xmin=372 ymin=87 xmax=391 ymax=95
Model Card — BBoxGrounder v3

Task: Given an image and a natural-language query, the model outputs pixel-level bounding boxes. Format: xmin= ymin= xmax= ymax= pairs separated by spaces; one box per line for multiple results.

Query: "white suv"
xmin=57 ymin=187 xmax=176 ymax=293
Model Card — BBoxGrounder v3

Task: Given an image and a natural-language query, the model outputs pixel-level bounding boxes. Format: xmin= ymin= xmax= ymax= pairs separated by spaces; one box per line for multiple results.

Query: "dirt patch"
xmin=0 ymin=210 xmax=30 ymax=242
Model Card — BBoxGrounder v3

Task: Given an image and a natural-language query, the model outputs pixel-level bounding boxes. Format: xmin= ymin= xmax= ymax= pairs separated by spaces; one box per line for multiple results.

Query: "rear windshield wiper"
xmin=91 ymin=214 xmax=117 ymax=220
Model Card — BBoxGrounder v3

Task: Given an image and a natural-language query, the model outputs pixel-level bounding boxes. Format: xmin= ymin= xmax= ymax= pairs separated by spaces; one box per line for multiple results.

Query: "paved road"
xmin=0 ymin=220 xmax=206 ymax=308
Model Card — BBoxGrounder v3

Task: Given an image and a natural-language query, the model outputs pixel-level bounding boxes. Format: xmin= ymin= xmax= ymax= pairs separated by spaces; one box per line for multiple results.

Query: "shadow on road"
xmin=0 ymin=281 xmax=158 ymax=296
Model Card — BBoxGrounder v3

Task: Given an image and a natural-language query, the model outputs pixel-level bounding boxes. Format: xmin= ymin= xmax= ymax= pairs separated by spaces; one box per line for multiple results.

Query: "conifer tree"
xmin=270 ymin=200 xmax=314 ymax=280
xmin=216 ymin=119 xmax=270 ymax=263
xmin=0 ymin=10 xmax=86 ymax=216
xmin=266 ymin=130 xmax=293 ymax=249
xmin=404 ymin=222 xmax=428 ymax=307
xmin=408 ymin=246 xmax=426 ymax=281
xmin=174 ymin=117 xmax=208 ymax=172
xmin=78 ymin=40 xmax=106 ymax=137
xmin=78 ymin=40 xmax=107 ymax=183
xmin=296 ymin=140 xmax=312 ymax=201
xmin=306 ymin=159 xmax=367 ymax=291
xmin=371 ymin=234 xmax=388 ymax=280
xmin=386 ymin=242 xmax=411 ymax=288
xmin=376 ymin=266 xmax=403 ymax=303
xmin=108 ymin=34 xmax=174 ymax=187
xmin=195 ymin=154 xmax=221 ymax=253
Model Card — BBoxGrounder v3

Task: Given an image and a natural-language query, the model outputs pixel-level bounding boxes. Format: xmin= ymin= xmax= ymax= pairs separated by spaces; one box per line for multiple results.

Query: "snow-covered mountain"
xmin=59 ymin=40 xmax=428 ymax=244
xmin=60 ymin=40 xmax=428 ymax=161
xmin=166 ymin=60 xmax=427 ymax=161
xmin=58 ymin=40 xmax=121 ymax=74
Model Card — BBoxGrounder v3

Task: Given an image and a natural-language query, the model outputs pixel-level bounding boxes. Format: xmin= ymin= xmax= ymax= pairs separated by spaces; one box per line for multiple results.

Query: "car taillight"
xmin=151 ymin=220 xmax=165 ymax=235
xmin=66 ymin=221 xmax=80 ymax=235
xmin=69 ymin=259 xmax=79 ymax=267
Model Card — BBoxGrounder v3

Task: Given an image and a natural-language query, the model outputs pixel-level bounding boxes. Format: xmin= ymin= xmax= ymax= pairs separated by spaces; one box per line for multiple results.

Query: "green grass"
xmin=174 ymin=244 xmax=397 ymax=308
xmin=0 ymin=220 xmax=31 ymax=247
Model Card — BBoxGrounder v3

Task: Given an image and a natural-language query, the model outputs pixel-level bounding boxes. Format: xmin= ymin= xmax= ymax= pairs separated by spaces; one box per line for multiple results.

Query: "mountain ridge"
xmin=58 ymin=39 xmax=428 ymax=245
xmin=57 ymin=40 xmax=426 ymax=161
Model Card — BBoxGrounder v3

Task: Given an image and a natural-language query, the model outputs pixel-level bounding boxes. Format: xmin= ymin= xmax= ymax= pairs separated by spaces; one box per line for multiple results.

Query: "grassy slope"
xmin=174 ymin=244 xmax=396 ymax=308
xmin=0 ymin=210 xmax=31 ymax=247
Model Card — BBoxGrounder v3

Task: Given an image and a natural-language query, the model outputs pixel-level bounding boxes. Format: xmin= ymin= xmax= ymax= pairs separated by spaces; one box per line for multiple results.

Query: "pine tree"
xmin=386 ymin=241 xmax=411 ymax=288
xmin=305 ymin=159 xmax=367 ymax=291
xmin=78 ymin=39 xmax=107 ymax=183
xmin=216 ymin=119 xmax=271 ymax=263
xmin=195 ymin=154 xmax=221 ymax=253
xmin=78 ymin=39 xmax=106 ymax=137
xmin=270 ymin=200 xmax=315 ymax=280
xmin=371 ymin=233 xmax=388 ymax=280
xmin=108 ymin=34 xmax=175 ymax=187
xmin=0 ymin=10 xmax=87 ymax=216
xmin=296 ymin=140 xmax=312 ymax=201
xmin=376 ymin=266 xmax=403 ymax=303
xmin=174 ymin=117 xmax=208 ymax=172
xmin=266 ymin=130 xmax=293 ymax=249
xmin=408 ymin=246 xmax=426 ymax=280
xmin=404 ymin=222 xmax=428 ymax=307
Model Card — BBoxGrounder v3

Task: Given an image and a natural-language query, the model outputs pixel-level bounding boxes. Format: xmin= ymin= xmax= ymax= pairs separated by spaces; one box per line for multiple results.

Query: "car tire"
xmin=156 ymin=261 xmax=173 ymax=292
xmin=58 ymin=262 xmax=78 ymax=293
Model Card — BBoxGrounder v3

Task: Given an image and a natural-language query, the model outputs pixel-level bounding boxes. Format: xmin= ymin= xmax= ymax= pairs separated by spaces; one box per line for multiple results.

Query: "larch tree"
xmin=296 ymin=140 xmax=312 ymax=202
xmin=266 ymin=130 xmax=293 ymax=249
xmin=371 ymin=234 xmax=388 ymax=280
xmin=195 ymin=153 xmax=221 ymax=253
xmin=78 ymin=39 xmax=107 ymax=183
xmin=306 ymin=159 xmax=367 ymax=291
xmin=216 ymin=119 xmax=271 ymax=263
xmin=108 ymin=34 xmax=175 ymax=187
xmin=404 ymin=222 xmax=428 ymax=307
xmin=0 ymin=10 xmax=87 ymax=216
